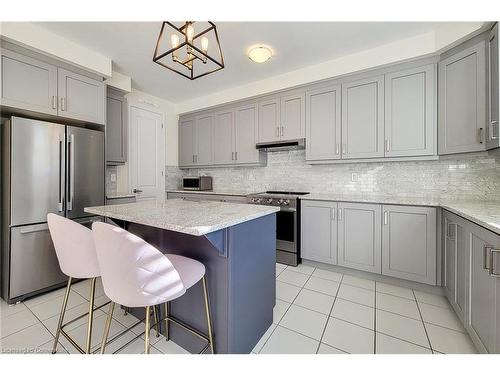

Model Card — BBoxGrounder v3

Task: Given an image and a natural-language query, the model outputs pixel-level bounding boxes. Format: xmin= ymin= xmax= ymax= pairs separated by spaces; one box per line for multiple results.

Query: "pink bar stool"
xmin=92 ymin=222 xmax=215 ymax=354
xmin=47 ymin=213 xmax=103 ymax=354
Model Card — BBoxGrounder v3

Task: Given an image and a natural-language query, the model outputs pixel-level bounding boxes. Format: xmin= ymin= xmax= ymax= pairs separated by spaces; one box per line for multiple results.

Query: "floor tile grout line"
xmin=318 ymin=341 xmax=350 ymax=354
xmin=375 ymin=331 xmax=433 ymax=351
xmin=315 ymin=273 xmax=344 ymax=354
xmin=412 ymin=289 xmax=434 ymax=353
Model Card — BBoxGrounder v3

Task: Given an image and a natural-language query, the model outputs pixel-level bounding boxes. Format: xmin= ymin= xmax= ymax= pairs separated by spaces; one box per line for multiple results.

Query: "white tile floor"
xmin=0 ymin=264 xmax=478 ymax=354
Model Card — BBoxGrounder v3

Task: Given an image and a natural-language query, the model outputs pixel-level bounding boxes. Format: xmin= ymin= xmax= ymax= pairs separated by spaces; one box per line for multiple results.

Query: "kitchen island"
xmin=85 ymin=198 xmax=279 ymax=354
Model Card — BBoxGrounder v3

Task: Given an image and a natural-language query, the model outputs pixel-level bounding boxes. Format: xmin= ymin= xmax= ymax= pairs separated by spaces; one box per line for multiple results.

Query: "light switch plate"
xmin=110 ymin=173 xmax=116 ymax=182
xmin=351 ymin=173 xmax=358 ymax=182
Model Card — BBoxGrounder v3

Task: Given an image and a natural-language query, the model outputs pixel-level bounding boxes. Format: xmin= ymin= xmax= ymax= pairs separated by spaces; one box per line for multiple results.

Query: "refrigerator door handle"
xmin=58 ymin=134 xmax=65 ymax=212
xmin=67 ymin=134 xmax=75 ymax=211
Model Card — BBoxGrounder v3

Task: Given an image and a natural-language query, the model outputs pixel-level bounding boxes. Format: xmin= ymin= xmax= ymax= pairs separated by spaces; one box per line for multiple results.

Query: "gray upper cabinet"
xmin=341 ymin=75 xmax=384 ymax=159
xmin=58 ymin=68 xmax=105 ymax=125
xmin=1 ymin=49 xmax=58 ymax=116
xmin=467 ymin=223 xmax=499 ymax=353
xmin=384 ymin=64 xmax=436 ymax=157
xmin=280 ymin=92 xmax=305 ymax=140
xmin=234 ymin=103 xmax=260 ymax=164
xmin=337 ymin=202 xmax=382 ymax=273
xmin=305 ymin=85 xmax=341 ymax=161
xmin=301 ymin=200 xmax=338 ymax=265
xmin=195 ymin=113 xmax=213 ymax=165
xmin=213 ymin=109 xmax=234 ymax=165
xmin=487 ymin=23 xmax=500 ymax=150
xmin=438 ymin=40 xmax=486 ymax=155
xmin=258 ymin=97 xmax=280 ymax=143
xmin=179 ymin=117 xmax=196 ymax=167
xmin=382 ymin=205 xmax=436 ymax=285
xmin=106 ymin=89 xmax=127 ymax=164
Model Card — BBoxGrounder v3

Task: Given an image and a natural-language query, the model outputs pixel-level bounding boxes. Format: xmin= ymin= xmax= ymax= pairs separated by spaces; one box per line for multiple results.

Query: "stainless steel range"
xmin=247 ymin=191 xmax=309 ymax=266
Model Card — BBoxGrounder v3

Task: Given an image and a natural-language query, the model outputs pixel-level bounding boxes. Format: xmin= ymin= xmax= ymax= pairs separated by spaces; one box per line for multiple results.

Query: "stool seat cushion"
xmin=166 ymin=254 xmax=205 ymax=289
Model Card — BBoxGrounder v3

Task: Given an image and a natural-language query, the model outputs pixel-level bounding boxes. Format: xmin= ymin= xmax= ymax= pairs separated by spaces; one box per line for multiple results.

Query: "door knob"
xmin=133 ymin=189 xmax=143 ymax=193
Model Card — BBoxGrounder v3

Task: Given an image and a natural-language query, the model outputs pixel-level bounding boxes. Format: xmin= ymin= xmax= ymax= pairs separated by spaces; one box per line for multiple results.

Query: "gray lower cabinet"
xmin=438 ymin=40 xmax=486 ymax=155
xmin=467 ymin=223 xmax=499 ymax=353
xmin=487 ymin=23 xmax=500 ymax=150
xmin=106 ymin=89 xmax=127 ymax=164
xmin=337 ymin=202 xmax=382 ymax=273
xmin=341 ymin=75 xmax=384 ymax=159
xmin=443 ymin=211 xmax=467 ymax=323
xmin=57 ymin=68 xmax=105 ymax=125
xmin=381 ymin=205 xmax=436 ymax=285
xmin=384 ymin=64 xmax=436 ymax=157
xmin=305 ymin=85 xmax=341 ymax=161
xmin=179 ymin=117 xmax=196 ymax=167
xmin=1 ymin=49 xmax=58 ymax=116
xmin=301 ymin=200 xmax=338 ymax=264
xmin=213 ymin=109 xmax=234 ymax=165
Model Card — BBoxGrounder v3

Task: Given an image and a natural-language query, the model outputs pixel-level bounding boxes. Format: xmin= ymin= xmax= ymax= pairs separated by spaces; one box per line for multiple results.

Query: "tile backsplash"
xmin=172 ymin=150 xmax=500 ymax=201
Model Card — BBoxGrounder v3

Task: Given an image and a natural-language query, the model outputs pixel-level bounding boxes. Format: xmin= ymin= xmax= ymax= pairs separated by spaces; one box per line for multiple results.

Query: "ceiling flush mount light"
xmin=153 ymin=21 xmax=224 ymax=80
xmin=248 ymin=45 xmax=273 ymax=63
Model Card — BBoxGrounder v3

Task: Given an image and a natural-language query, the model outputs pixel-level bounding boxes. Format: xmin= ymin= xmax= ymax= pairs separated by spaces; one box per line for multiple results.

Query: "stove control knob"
xmin=256 ymin=198 xmax=262 ymax=204
xmin=278 ymin=199 xmax=285 ymax=205
xmin=266 ymin=198 xmax=273 ymax=204
xmin=282 ymin=199 xmax=290 ymax=206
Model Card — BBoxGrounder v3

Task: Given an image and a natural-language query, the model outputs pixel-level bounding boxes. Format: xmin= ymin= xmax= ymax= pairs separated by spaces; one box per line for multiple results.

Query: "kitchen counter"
xmin=85 ymin=198 xmax=278 ymax=236
xmin=302 ymin=193 xmax=500 ymax=235
xmin=167 ymin=189 xmax=260 ymax=197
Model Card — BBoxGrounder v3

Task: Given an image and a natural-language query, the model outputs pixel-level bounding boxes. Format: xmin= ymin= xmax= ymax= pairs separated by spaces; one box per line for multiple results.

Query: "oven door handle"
xmin=279 ymin=207 xmax=297 ymax=212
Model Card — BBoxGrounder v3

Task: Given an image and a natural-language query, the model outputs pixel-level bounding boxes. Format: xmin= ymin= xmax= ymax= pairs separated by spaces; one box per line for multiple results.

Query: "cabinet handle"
xmin=276 ymin=127 xmax=280 ymax=137
xmin=490 ymin=121 xmax=499 ymax=140
xmin=338 ymin=208 xmax=342 ymax=221
xmin=52 ymin=95 xmax=57 ymax=110
xmin=342 ymin=144 xmax=347 ymax=154
xmin=335 ymin=144 xmax=339 ymax=155
xmin=446 ymin=223 xmax=456 ymax=240
xmin=331 ymin=208 xmax=335 ymax=221
xmin=385 ymin=139 xmax=390 ymax=152
xmin=281 ymin=126 xmax=284 ymax=137
xmin=483 ymin=245 xmax=492 ymax=271
xmin=231 ymin=152 xmax=234 ymax=160
xmin=478 ymin=127 xmax=484 ymax=144
xmin=384 ymin=211 xmax=388 ymax=225
xmin=60 ymin=97 xmax=66 ymax=111
xmin=235 ymin=151 xmax=238 ymax=160
xmin=490 ymin=249 xmax=500 ymax=278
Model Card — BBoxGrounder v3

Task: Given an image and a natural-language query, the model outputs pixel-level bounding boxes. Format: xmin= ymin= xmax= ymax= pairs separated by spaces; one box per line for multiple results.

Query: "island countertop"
xmin=84 ymin=198 xmax=279 ymax=236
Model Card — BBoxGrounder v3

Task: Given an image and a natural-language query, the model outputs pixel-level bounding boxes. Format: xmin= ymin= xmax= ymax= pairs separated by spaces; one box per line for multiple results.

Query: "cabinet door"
xmin=106 ymin=90 xmax=127 ymax=164
xmin=301 ymin=200 xmax=338 ymax=264
xmin=1 ymin=49 xmax=57 ymax=115
xmin=234 ymin=103 xmax=260 ymax=164
xmin=305 ymin=86 xmax=341 ymax=161
xmin=195 ymin=113 xmax=213 ymax=165
xmin=341 ymin=76 xmax=384 ymax=159
xmin=58 ymin=68 xmax=105 ymax=124
xmin=338 ymin=202 xmax=382 ymax=273
xmin=487 ymin=24 xmax=500 ymax=150
xmin=468 ymin=224 xmax=498 ymax=353
xmin=258 ymin=97 xmax=280 ymax=143
xmin=382 ymin=205 xmax=436 ymax=285
xmin=438 ymin=41 xmax=486 ymax=155
xmin=281 ymin=92 xmax=305 ymax=140
xmin=179 ymin=118 xmax=195 ymax=167
xmin=213 ymin=109 xmax=234 ymax=165
xmin=385 ymin=64 xmax=436 ymax=157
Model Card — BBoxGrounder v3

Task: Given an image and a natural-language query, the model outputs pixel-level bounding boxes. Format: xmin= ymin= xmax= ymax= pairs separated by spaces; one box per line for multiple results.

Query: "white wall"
xmin=116 ymin=89 xmax=178 ymax=192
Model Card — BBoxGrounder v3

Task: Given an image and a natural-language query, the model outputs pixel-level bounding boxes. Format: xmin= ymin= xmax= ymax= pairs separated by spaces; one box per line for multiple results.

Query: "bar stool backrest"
xmin=92 ymin=222 xmax=186 ymax=308
xmin=47 ymin=213 xmax=100 ymax=279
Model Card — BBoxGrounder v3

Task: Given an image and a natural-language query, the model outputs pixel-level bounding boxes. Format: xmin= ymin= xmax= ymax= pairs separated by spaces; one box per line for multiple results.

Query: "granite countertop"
xmin=302 ymin=193 xmax=500 ymax=235
xmin=106 ymin=192 xmax=137 ymax=199
xmin=85 ymin=198 xmax=279 ymax=236
xmin=167 ymin=189 xmax=261 ymax=197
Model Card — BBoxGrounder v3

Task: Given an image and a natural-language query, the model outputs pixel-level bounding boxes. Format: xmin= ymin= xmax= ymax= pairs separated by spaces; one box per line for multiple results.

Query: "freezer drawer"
xmin=10 ymin=117 xmax=66 ymax=226
xmin=66 ymin=126 xmax=105 ymax=219
xmin=9 ymin=223 xmax=67 ymax=300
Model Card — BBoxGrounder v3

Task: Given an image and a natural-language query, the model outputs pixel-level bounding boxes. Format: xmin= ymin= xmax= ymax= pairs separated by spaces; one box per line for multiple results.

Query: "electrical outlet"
xmin=351 ymin=173 xmax=358 ymax=182
xmin=110 ymin=173 xmax=116 ymax=182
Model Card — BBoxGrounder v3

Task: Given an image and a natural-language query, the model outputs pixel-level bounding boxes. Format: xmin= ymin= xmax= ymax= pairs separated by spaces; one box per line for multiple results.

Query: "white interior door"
xmin=129 ymin=106 xmax=165 ymax=200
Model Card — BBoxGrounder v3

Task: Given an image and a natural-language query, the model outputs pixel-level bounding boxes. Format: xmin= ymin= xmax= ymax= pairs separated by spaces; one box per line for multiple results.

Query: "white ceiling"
xmin=36 ymin=22 xmax=457 ymax=103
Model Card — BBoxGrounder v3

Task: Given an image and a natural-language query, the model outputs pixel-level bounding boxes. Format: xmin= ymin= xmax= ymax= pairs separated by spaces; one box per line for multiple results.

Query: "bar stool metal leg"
xmin=144 ymin=306 xmax=151 ymax=354
xmin=164 ymin=301 xmax=170 ymax=341
xmin=202 ymin=276 xmax=215 ymax=354
xmin=152 ymin=305 xmax=160 ymax=338
xmin=85 ymin=277 xmax=97 ymax=354
xmin=52 ymin=277 xmax=73 ymax=354
xmin=100 ymin=302 xmax=115 ymax=354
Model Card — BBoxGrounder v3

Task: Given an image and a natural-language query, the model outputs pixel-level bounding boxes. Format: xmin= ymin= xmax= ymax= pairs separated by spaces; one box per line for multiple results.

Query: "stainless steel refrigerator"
xmin=1 ymin=116 xmax=104 ymax=303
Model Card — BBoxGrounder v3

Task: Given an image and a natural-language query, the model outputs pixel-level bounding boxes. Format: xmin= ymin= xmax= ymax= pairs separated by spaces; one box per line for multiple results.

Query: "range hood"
xmin=255 ymin=138 xmax=305 ymax=151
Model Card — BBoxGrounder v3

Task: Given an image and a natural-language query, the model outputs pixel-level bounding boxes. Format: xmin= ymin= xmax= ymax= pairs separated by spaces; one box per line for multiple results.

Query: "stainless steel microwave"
xmin=182 ymin=176 xmax=213 ymax=191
